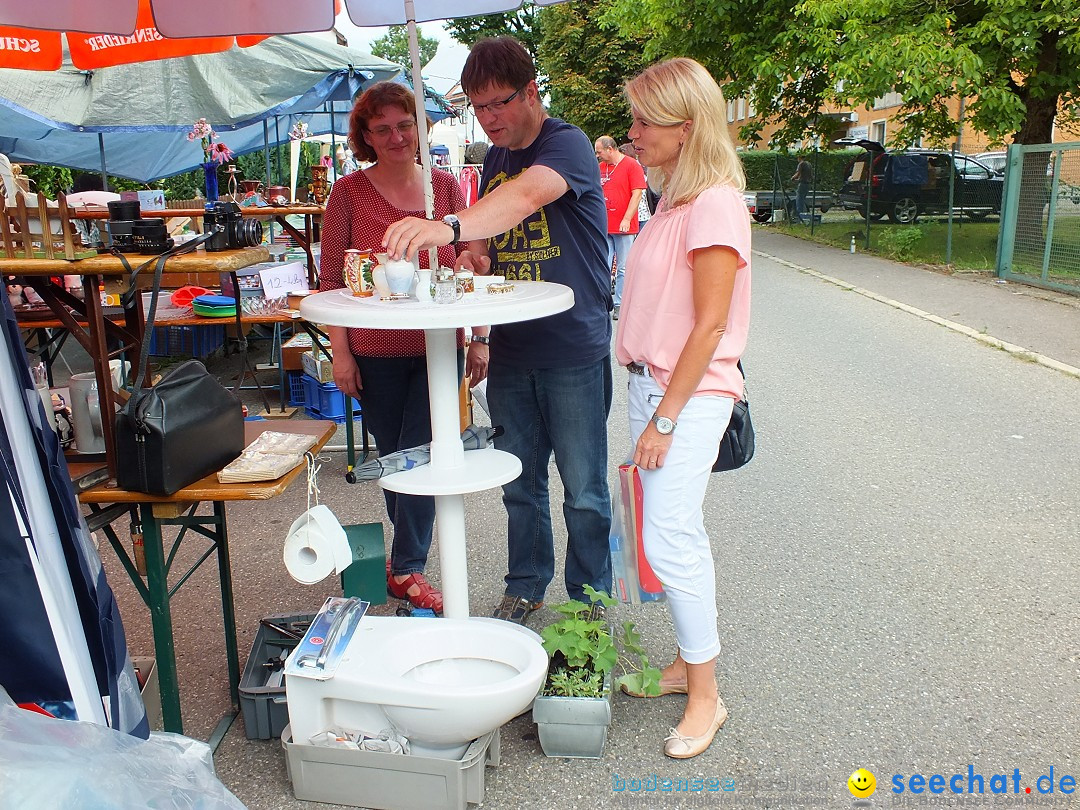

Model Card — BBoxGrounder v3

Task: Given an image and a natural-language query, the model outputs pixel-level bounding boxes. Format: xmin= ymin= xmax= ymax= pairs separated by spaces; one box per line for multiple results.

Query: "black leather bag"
xmin=114 ymin=240 xmax=244 ymax=495
xmin=712 ymin=361 xmax=755 ymax=473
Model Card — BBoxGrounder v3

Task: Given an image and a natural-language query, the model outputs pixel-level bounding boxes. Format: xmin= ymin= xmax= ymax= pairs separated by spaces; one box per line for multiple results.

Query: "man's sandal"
xmin=387 ymin=571 xmax=444 ymax=613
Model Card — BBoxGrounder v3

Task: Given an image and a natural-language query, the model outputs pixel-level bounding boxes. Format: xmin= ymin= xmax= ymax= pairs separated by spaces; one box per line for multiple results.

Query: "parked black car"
xmin=837 ymin=140 xmax=1004 ymax=224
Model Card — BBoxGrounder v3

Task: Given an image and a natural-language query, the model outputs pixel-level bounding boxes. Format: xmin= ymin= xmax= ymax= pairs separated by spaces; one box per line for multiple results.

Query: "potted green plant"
xmin=532 ymin=586 xmax=662 ymax=758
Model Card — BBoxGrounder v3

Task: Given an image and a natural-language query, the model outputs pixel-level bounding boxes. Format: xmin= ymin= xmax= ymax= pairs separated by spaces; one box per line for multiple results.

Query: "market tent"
xmin=0 ymin=34 xmax=457 ymax=182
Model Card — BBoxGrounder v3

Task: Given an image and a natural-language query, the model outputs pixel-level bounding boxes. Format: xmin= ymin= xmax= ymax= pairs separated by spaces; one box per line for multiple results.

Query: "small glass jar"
xmin=434 ymin=268 xmax=463 ymax=304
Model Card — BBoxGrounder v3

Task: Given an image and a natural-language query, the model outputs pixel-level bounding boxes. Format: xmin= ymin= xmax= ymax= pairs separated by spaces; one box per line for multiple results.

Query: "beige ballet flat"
xmin=663 ymin=697 xmax=728 ymax=759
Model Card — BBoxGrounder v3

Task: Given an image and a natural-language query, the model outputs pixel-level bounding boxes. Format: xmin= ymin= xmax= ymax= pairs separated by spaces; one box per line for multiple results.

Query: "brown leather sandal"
xmin=387 ymin=571 xmax=443 ymax=613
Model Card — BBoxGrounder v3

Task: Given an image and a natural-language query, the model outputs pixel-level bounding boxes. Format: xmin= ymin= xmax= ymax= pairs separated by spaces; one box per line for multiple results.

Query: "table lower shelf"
xmin=378 ymin=448 xmax=521 ymax=495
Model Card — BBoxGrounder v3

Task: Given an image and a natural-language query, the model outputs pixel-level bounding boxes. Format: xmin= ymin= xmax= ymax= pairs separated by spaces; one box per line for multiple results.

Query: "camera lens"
xmin=107 ymin=200 xmax=141 ymax=221
xmin=235 ymin=218 xmax=263 ymax=247
xmin=131 ymin=218 xmax=170 ymax=254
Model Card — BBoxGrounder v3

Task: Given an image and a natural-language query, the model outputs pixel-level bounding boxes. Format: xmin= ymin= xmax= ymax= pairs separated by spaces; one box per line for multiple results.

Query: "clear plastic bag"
xmin=0 ymin=687 xmax=245 ymax=810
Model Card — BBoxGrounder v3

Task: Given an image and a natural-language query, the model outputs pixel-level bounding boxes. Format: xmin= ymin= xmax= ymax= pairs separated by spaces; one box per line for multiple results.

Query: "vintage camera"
xmin=204 ymin=201 xmax=263 ymax=252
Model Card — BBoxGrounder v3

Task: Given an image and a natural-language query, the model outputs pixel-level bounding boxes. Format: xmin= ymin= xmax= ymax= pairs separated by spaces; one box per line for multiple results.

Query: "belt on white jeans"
xmin=626 ymin=362 xmax=651 ymax=377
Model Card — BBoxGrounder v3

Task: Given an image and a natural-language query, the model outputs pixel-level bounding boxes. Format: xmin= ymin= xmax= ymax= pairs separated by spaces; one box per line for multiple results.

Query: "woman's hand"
xmin=634 ymin=423 xmax=674 ymax=470
xmin=332 ymin=354 xmax=363 ymax=400
xmin=465 ymin=341 xmax=489 ymax=387
xmin=455 ymin=250 xmax=492 ymax=275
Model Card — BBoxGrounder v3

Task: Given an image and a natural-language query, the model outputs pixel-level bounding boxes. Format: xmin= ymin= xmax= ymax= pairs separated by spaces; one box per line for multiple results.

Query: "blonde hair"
xmin=624 ymin=58 xmax=745 ymax=207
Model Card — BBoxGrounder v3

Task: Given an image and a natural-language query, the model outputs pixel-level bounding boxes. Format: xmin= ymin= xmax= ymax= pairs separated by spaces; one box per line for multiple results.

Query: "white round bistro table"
xmin=300 ymin=281 xmax=574 ymax=618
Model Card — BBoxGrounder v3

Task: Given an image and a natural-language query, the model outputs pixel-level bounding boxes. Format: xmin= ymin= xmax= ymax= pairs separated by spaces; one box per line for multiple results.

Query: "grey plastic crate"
xmin=282 ymin=724 xmax=500 ymax=810
xmin=239 ymin=613 xmax=315 ymax=740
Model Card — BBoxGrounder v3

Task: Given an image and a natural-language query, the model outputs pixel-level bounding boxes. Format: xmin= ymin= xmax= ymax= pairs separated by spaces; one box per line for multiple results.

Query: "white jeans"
xmin=627 ymin=371 xmax=733 ymax=664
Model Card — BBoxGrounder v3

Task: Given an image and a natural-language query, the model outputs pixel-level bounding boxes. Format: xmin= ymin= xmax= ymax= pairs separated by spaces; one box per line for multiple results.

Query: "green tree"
xmin=444 ymin=6 xmax=541 ymax=64
xmin=607 ymin=0 xmax=1079 ymax=151
xmin=370 ymin=25 xmax=440 ymax=69
xmin=536 ymin=0 xmax=649 ymax=142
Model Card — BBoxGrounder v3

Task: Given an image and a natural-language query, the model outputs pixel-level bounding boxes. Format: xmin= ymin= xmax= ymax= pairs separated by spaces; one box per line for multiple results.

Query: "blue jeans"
xmin=606 ymin=233 xmax=635 ymax=307
xmin=487 ymin=358 xmax=614 ymax=602
xmin=795 ymin=181 xmax=810 ymax=223
xmin=353 ymin=352 xmax=462 ymax=575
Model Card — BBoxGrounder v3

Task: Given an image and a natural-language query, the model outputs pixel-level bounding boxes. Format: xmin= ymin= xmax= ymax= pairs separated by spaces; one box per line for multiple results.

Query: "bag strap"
xmin=130 ymin=233 xmax=215 ymax=389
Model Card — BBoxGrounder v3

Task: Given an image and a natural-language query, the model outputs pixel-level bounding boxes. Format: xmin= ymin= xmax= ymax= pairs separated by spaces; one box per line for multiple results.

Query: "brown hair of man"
xmin=460 ymin=36 xmax=536 ymax=97
xmin=348 ymin=80 xmax=422 ymax=163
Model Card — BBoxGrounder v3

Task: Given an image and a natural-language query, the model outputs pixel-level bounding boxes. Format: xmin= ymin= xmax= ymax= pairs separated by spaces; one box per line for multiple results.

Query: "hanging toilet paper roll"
xmin=283 ymin=505 xmax=353 ymax=585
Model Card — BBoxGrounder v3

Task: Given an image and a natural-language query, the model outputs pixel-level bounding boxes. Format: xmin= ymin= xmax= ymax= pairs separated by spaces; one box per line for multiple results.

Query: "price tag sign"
xmin=259 ymin=262 xmax=309 ymax=298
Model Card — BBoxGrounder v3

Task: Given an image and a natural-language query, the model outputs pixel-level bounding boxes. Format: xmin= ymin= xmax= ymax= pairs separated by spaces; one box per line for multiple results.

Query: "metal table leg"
xmin=139 ymin=502 xmax=183 ymax=733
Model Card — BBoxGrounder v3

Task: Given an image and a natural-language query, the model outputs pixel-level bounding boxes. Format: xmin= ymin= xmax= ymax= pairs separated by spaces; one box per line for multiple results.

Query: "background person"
xmin=381 ymin=36 xmax=613 ymax=626
xmin=595 ymin=135 xmax=646 ymax=320
xmin=319 ymin=81 xmax=490 ymax=614
xmin=619 ymin=142 xmax=652 ymax=229
xmin=615 ymin=58 xmax=752 ymax=759
xmin=791 ymin=154 xmax=813 ymax=224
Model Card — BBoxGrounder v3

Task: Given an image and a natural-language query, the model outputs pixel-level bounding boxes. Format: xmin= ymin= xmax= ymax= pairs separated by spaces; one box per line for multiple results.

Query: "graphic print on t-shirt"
xmin=482 ymin=169 xmax=562 ymax=281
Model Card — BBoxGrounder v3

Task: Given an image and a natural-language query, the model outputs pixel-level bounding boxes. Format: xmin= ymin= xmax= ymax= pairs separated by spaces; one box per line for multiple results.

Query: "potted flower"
xmin=187 ymin=118 xmax=234 ymax=201
xmin=532 ymin=586 xmax=661 ymax=758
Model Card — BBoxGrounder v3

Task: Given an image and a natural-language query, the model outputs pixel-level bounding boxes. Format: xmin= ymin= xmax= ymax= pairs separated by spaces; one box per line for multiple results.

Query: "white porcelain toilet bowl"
xmin=286 ymin=616 xmax=547 ymax=759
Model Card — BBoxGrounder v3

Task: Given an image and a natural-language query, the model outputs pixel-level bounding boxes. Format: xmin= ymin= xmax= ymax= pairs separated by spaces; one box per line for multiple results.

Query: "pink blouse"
xmin=615 ymin=184 xmax=751 ymax=399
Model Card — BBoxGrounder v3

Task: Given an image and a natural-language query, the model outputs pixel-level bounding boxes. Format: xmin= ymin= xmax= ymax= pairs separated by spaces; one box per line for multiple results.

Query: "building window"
xmin=871 ymin=120 xmax=887 ymax=144
xmin=747 ymin=99 xmax=756 ymax=118
xmin=872 ymin=91 xmax=903 ymax=110
xmin=727 ymin=101 xmax=735 ymax=123
xmin=736 ymin=98 xmax=746 ymax=120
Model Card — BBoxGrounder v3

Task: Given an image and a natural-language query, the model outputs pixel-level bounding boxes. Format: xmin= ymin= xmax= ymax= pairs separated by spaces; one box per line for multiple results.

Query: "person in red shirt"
xmin=319 ymin=81 xmax=490 ymax=614
xmin=595 ymin=135 xmax=647 ymax=319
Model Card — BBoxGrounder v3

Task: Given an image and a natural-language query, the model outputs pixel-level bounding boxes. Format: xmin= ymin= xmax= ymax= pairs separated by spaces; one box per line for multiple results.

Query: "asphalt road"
xmin=91 ymin=234 xmax=1080 ymax=809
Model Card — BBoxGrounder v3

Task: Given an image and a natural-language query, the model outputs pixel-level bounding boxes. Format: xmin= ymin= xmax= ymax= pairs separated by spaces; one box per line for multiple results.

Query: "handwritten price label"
xmin=259 ymin=262 xmax=309 ymax=298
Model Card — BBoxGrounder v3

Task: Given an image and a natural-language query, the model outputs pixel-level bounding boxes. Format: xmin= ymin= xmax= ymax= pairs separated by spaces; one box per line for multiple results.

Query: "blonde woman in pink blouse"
xmin=614 ymin=58 xmax=751 ymax=759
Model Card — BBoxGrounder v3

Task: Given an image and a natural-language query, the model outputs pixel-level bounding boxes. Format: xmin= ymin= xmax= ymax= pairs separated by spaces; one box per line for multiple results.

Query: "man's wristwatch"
xmin=470 ymin=335 xmax=490 ymax=345
xmin=442 ymin=214 xmax=461 ymax=242
xmin=651 ymin=413 xmax=677 ymax=435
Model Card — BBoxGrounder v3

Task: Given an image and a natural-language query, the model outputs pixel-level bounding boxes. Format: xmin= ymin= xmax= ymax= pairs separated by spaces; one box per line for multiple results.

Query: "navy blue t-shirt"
xmin=479 ymin=117 xmax=611 ymax=368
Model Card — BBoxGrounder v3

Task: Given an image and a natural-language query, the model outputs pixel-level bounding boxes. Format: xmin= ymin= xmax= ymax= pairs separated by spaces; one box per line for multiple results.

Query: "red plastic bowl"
xmin=170 ymin=286 xmax=211 ymax=308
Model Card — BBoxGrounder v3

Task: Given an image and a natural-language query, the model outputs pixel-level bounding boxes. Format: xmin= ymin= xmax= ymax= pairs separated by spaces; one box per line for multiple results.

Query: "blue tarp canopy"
xmin=0 ymin=34 xmax=454 ymax=182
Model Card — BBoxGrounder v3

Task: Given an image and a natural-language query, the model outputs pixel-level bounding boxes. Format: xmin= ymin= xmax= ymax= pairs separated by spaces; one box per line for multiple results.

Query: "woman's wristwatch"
xmin=470 ymin=335 xmax=490 ymax=346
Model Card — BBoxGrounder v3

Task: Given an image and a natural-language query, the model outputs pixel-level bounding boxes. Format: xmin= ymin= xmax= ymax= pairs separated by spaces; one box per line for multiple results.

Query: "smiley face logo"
xmin=848 ymin=768 xmax=876 ymax=798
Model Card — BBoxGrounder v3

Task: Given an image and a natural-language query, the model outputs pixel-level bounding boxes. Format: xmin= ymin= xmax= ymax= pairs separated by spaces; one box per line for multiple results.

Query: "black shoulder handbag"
xmin=712 ymin=361 xmax=755 ymax=473
xmin=114 ymin=238 xmax=245 ymax=495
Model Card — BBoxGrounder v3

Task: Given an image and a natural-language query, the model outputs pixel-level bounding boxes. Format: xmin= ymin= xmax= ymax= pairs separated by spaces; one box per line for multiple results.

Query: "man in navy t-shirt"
xmin=383 ymin=36 xmax=613 ymax=625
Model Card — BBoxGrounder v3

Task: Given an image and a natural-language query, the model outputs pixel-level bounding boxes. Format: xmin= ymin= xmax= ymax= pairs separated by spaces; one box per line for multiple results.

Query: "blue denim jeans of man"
xmin=354 ymin=351 xmax=462 ymax=575
xmin=794 ymin=181 xmax=810 ymax=223
xmin=607 ymin=233 xmax=635 ymax=307
xmin=487 ymin=357 xmax=614 ymax=603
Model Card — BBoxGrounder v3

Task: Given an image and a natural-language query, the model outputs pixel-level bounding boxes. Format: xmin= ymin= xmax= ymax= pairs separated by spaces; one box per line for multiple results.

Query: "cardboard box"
xmin=301 ymin=349 xmax=334 ymax=384
xmin=120 ymin=189 xmax=166 ymax=211
xmin=282 ymin=332 xmax=330 ymax=372
xmin=132 ymin=655 xmax=161 ymax=731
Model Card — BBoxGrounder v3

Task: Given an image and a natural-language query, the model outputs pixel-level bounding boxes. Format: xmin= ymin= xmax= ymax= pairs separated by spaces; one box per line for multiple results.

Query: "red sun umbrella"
xmin=0 ymin=0 xmax=342 ymax=70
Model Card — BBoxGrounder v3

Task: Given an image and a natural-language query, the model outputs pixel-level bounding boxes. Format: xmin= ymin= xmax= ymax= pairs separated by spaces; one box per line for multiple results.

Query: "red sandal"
xmin=387 ymin=571 xmax=443 ymax=613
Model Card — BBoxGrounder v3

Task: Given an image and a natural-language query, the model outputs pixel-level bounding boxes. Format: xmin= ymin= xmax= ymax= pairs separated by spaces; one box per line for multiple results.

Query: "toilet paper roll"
xmin=283 ymin=505 xmax=353 ymax=585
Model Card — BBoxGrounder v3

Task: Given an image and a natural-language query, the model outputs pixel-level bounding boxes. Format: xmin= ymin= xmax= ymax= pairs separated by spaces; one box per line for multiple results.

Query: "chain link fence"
xmin=750 ymin=147 xmax=1007 ymax=272
xmin=997 ymin=143 xmax=1080 ymax=294
xmin=751 ymin=143 xmax=1080 ymax=294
